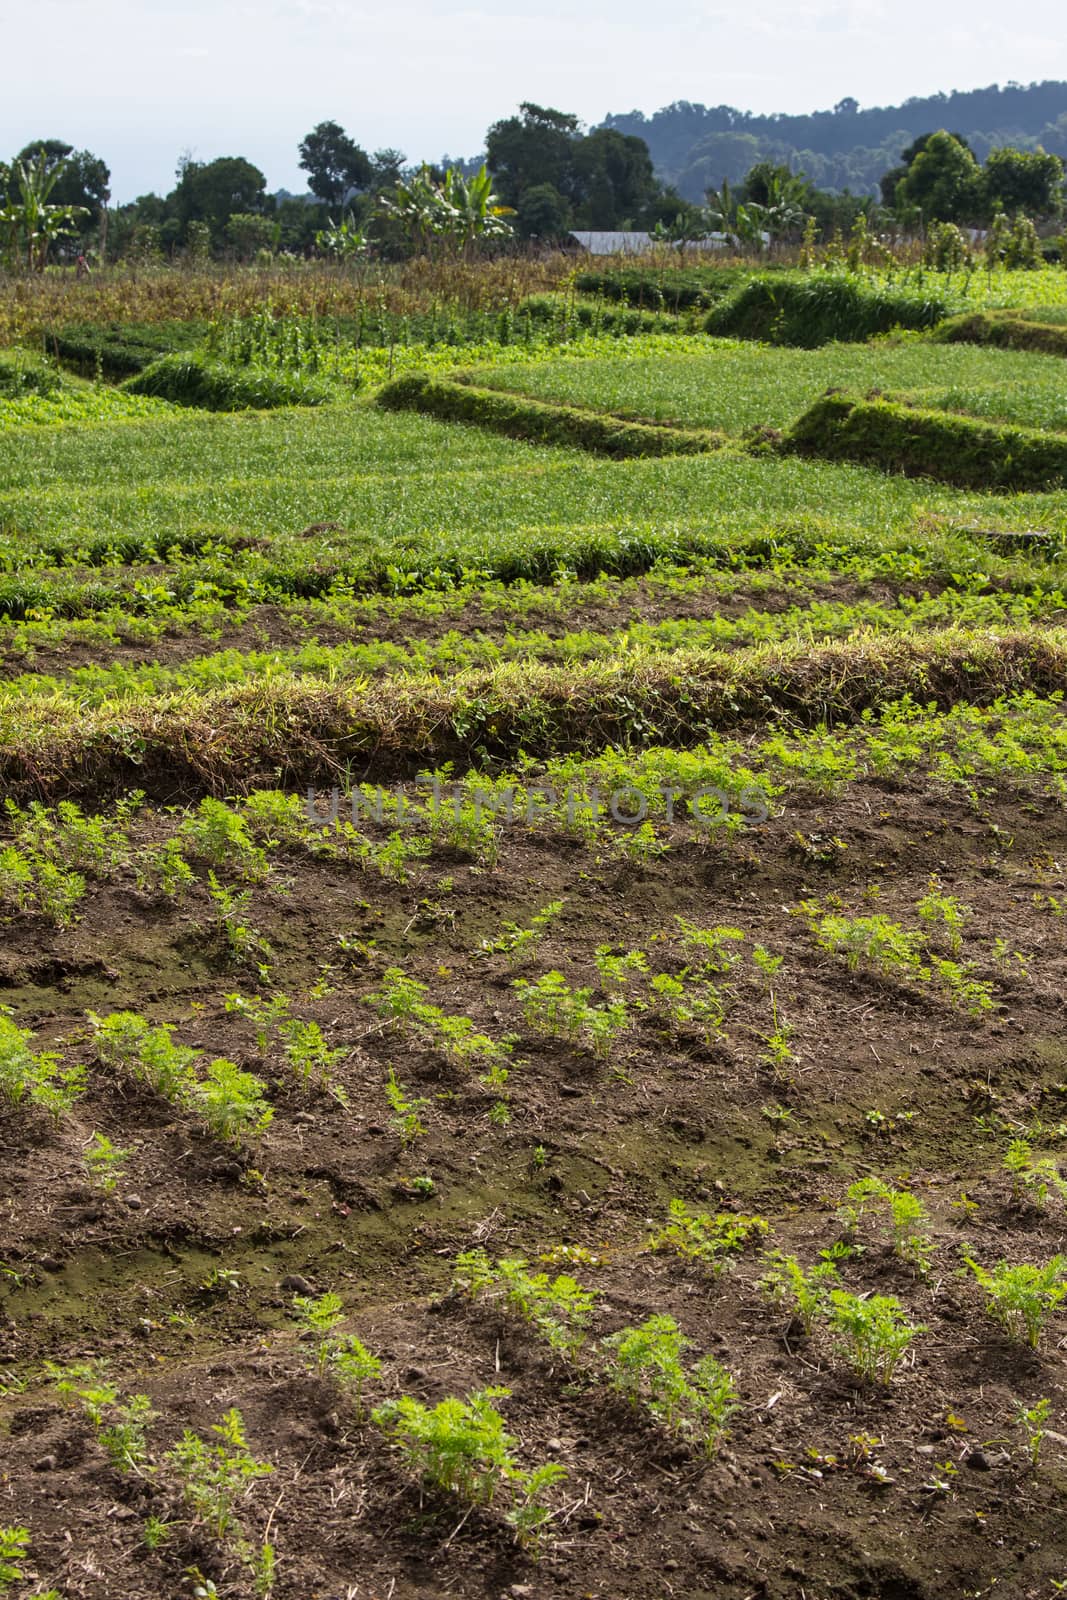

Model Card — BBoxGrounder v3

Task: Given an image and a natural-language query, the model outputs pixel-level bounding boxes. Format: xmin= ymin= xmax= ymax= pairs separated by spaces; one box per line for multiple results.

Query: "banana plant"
xmin=375 ymin=163 xmax=514 ymax=258
xmin=0 ymin=152 xmax=88 ymax=272
xmin=703 ymin=174 xmax=807 ymax=253
xmin=315 ymin=211 xmax=367 ymax=262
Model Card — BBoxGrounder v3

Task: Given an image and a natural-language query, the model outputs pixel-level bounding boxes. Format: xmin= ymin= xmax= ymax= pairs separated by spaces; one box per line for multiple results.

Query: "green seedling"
xmin=293 ymin=1292 xmax=381 ymax=1411
xmin=207 ymin=873 xmax=273 ymax=967
xmin=83 ymin=1131 xmax=130 ymax=1193
xmin=0 ymin=1527 xmax=29 ymax=1592
xmin=649 ymin=1200 xmax=768 ymax=1274
xmin=751 ymin=944 xmax=784 ymax=986
xmin=452 ymin=1248 xmax=596 ymax=1359
xmin=828 ymin=1290 xmax=925 ymax=1384
xmin=99 ymin=1393 xmax=157 ymax=1475
xmin=201 ymin=1267 xmax=242 ymax=1295
xmin=1016 ymin=1397 xmax=1052 ymax=1470
xmin=193 ymin=1058 xmax=273 ymax=1145
xmin=760 ymin=993 xmax=795 ymax=1073
xmin=1005 ymin=1138 xmax=1067 ymax=1210
xmin=840 ymin=1177 xmax=935 ymax=1275
xmin=166 ymin=1407 xmax=273 ymax=1542
xmin=134 ymin=837 xmax=195 ymax=900
xmin=760 ymin=1249 xmax=844 ymax=1334
xmin=89 ymin=1009 xmax=199 ymax=1102
xmin=504 ymin=1461 xmax=569 ymax=1553
xmin=0 ymin=1008 xmax=85 ymax=1122
xmin=369 ymin=967 xmax=513 ymax=1071
xmin=602 ymin=1314 xmax=737 ymax=1455
xmin=224 ymin=991 xmax=291 ymax=1053
xmin=373 ymin=1385 xmax=516 ymax=1503
xmin=385 ymin=1067 xmax=429 ymax=1145
xmin=359 ymin=830 xmax=430 ymax=883
xmin=143 ymin=1515 xmax=172 ymax=1550
xmin=278 ymin=1017 xmax=346 ymax=1090
xmin=373 ymin=1386 xmax=566 ymax=1548
xmin=916 ymin=879 xmax=971 ymax=955
xmin=594 ymin=944 xmax=650 ymax=988
xmin=513 ymin=970 xmax=630 ymax=1059
xmin=962 ymin=1254 xmax=1067 ymax=1348
xmin=674 ymin=918 xmax=746 ymax=974
xmin=53 ymin=1366 xmax=155 ymax=1475
xmin=815 ymin=912 xmax=925 ymax=978
xmin=181 ymin=798 xmax=269 ymax=882
xmin=649 ymin=971 xmax=725 ymax=1043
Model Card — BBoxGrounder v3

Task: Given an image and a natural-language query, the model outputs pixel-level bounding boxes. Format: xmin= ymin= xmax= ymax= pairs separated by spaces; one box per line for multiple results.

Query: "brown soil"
xmin=2 ymin=774 xmax=1066 ymax=1599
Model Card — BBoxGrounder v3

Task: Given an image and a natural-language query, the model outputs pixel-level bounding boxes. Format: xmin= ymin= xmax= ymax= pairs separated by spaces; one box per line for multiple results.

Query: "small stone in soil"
xmin=281 ymin=1274 xmax=314 ymax=1294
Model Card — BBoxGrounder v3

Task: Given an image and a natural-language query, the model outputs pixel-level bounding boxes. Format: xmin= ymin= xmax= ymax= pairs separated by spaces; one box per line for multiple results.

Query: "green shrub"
xmin=786 ymin=392 xmax=1067 ymax=490
xmin=377 ymin=374 xmax=723 ymax=458
xmin=124 ymin=352 xmax=331 ymax=411
xmin=707 ymin=275 xmax=949 ymax=347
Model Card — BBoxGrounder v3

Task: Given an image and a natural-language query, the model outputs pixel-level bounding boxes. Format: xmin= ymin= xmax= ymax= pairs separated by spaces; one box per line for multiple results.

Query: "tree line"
xmin=1 ymin=100 xmax=1064 ymax=271
xmin=605 ymin=80 xmax=1067 ymax=199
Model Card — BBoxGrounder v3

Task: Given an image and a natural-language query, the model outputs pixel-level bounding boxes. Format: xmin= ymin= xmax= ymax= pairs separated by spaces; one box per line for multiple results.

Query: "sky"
xmin=3 ymin=0 xmax=1065 ymax=201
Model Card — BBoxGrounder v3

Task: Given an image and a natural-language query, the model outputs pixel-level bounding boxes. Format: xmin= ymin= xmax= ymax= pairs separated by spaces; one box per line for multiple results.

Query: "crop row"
xmin=4 ymin=589 xmax=1064 ymax=707
xmin=1 ymin=673 xmax=1064 ymax=938
xmin=0 ymin=631 xmax=1062 ymax=802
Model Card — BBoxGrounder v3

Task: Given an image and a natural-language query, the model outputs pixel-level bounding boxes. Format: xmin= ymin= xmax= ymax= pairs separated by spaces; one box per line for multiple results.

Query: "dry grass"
xmin=0 ymin=254 xmax=578 ymax=343
xmin=2 ymin=629 xmax=1062 ymax=804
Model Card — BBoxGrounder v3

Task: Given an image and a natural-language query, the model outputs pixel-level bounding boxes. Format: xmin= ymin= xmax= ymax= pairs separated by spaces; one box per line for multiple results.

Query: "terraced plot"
xmin=1 ymin=301 xmax=1066 ymax=1600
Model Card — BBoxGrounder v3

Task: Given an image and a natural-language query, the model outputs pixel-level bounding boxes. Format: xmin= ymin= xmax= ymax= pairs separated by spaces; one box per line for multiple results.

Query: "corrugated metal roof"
xmin=569 ymin=231 xmax=652 ymax=254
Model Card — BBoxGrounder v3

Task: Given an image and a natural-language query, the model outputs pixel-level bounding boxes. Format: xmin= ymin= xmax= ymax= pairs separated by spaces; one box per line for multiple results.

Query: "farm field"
xmin=1 ymin=265 xmax=1067 ymax=1600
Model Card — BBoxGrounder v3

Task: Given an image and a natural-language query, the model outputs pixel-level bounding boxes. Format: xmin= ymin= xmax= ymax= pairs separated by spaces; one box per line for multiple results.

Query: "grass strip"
xmin=786 ymin=392 xmax=1067 ymax=490
xmin=2 ymin=629 xmax=1063 ymax=805
xmin=376 ymin=373 xmax=725 ymax=457
xmin=932 ymin=311 xmax=1067 ymax=358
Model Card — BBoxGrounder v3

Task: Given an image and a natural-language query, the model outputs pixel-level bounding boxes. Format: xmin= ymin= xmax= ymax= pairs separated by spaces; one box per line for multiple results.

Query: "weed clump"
xmin=706 ymin=275 xmax=949 ymax=346
xmin=124 ymin=351 xmax=331 ymax=411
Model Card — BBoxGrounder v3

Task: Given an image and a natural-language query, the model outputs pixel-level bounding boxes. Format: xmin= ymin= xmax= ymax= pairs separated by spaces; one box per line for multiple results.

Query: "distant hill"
xmin=602 ymin=81 xmax=1067 ymax=199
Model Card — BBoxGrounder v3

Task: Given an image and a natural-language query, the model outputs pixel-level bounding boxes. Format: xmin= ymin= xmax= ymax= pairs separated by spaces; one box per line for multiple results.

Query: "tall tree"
xmin=983 ymin=146 xmax=1064 ymax=216
xmin=298 ymin=121 xmax=372 ymax=207
xmin=570 ymin=128 xmax=657 ymax=227
xmin=486 ymin=103 xmax=581 ymax=206
xmin=170 ymin=156 xmax=268 ymax=244
xmin=893 ymin=130 xmax=984 ymax=223
xmin=487 ymin=103 xmax=668 ymax=233
xmin=369 ymin=148 xmax=407 ymax=190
